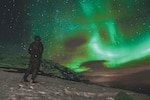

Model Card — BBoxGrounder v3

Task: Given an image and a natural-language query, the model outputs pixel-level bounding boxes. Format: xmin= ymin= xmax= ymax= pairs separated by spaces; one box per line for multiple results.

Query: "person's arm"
xmin=40 ymin=43 xmax=44 ymax=55
xmin=38 ymin=43 xmax=43 ymax=59
xmin=28 ymin=43 xmax=33 ymax=55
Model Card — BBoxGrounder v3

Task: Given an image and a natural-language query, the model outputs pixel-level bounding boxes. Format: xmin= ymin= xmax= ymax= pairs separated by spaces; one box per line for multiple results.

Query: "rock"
xmin=40 ymin=60 xmax=89 ymax=83
xmin=115 ymin=91 xmax=133 ymax=100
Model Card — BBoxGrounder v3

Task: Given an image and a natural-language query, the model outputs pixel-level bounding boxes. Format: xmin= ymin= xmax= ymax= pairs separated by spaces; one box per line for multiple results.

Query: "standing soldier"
xmin=21 ymin=35 xmax=44 ymax=84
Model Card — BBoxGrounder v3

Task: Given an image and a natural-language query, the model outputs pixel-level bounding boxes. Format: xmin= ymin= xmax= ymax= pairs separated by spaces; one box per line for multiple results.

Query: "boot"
xmin=29 ymin=79 xmax=34 ymax=84
xmin=20 ymin=78 xmax=29 ymax=83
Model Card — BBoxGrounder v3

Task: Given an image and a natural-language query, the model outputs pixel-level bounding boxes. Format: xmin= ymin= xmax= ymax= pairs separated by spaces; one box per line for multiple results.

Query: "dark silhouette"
xmin=21 ymin=35 xmax=43 ymax=83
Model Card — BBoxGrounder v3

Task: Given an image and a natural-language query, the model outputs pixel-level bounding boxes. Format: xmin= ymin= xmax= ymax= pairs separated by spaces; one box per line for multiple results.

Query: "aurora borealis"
xmin=1 ymin=0 xmax=150 ymax=72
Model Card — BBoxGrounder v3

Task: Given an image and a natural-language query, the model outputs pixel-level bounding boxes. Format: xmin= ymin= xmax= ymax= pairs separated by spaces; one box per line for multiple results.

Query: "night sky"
xmin=1 ymin=0 xmax=150 ymax=72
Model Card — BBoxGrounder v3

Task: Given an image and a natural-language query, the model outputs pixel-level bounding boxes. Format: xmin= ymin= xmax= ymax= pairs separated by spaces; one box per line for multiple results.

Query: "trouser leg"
xmin=31 ymin=60 xmax=40 ymax=81
xmin=23 ymin=65 xmax=32 ymax=80
xmin=23 ymin=59 xmax=33 ymax=80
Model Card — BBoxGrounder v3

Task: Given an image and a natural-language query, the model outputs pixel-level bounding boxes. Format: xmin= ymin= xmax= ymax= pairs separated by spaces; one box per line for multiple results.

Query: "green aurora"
xmin=28 ymin=0 xmax=150 ymax=72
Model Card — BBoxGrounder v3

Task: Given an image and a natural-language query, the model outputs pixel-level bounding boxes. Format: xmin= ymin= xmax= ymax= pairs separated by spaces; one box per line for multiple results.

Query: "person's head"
xmin=34 ymin=35 xmax=41 ymax=42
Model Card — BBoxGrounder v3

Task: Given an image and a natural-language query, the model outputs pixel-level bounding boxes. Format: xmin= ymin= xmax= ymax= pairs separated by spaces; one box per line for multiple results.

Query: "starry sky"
xmin=1 ymin=0 xmax=150 ymax=72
